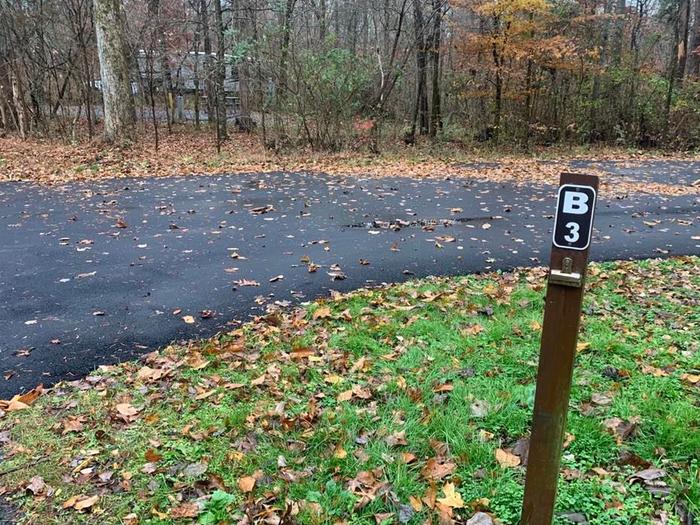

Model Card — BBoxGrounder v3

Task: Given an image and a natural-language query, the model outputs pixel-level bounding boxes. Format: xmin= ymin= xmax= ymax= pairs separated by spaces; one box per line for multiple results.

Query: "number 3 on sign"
xmin=564 ymin=222 xmax=580 ymax=243
xmin=553 ymin=185 xmax=597 ymax=250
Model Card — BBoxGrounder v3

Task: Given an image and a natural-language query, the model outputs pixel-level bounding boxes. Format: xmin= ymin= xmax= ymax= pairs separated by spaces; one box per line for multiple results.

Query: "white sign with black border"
xmin=552 ymin=184 xmax=597 ymax=251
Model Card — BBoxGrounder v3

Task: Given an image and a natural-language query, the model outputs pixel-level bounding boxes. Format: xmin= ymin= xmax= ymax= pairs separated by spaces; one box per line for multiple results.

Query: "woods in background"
xmin=1 ymin=0 xmax=699 ymax=151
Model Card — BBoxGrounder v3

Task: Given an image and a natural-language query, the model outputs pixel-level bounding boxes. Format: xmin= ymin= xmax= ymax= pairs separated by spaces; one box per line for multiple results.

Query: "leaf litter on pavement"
xmin=0 ymin=257 xmax=698 ymax=524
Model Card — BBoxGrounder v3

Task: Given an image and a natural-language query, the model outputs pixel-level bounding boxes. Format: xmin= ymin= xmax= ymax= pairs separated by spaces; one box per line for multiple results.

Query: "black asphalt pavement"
xmin=1 ymin=162 xmax=699 ymax=397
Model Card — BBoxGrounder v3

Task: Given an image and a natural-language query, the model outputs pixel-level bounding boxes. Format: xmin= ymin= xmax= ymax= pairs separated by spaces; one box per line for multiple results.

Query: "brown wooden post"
xmin=520 ymin=172 xmax=599 ymax=525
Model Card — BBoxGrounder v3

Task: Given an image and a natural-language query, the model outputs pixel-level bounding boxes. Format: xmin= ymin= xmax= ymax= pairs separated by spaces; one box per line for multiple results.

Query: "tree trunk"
xmin=316 ymin=0 xmax=327 ymax=42
xmin=0 ymin=58 xmax=16 ymax=132
xmin=213 ymin=0 xmax=227 ymax=140
xmin=665 ymin=10 xmax=681 ymax=135
xmin=410 ymin=0 xmax=429 ymax=140
xmin=688 ymin=0 xmax=700 ymax=77
xmin=148 ymin=0 xmax=173 ymax=131
xmin=200 ymin=0 xmax=216 ymax=127
xmin=193 ymin=18 xmax=201 ymax=128
xmin=492 ymin=15 xmax=503 ymax=143
xmin=11 ymin=68 xmax=28 ymax=138
xmin=93 ymin=0 xmax=135 ymax=142
xmin=677 ymin=0 xmax=691 ymax=80
xmin=279 ymin=0 xmax=296 ymax=93
xmin=429 ymin=0 xmax=442 ymax=137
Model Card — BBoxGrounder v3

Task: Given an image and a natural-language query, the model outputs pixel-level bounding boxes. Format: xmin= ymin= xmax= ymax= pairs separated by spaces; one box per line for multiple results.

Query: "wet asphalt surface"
xmin=1 ymin=161 xmax=699 ymax=397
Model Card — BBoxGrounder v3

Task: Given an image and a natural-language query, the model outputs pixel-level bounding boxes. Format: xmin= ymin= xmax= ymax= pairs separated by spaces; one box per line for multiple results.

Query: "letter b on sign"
xmin=553 ymin=185 xmax=596 ymax=250
xmin=562 ymin=192 xmax=589 ymax=215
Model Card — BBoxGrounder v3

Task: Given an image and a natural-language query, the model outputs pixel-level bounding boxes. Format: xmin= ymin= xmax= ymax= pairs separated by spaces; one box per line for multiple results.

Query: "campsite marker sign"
xmin=520 ymin=173 xmax=599 ymax=525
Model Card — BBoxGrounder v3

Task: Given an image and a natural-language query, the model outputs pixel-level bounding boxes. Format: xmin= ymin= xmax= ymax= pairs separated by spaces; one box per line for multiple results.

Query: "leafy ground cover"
xmin=1 ymin=129 xmax=698 ymax=196
xmin=1 ymin=257 xmax=699 ymax=525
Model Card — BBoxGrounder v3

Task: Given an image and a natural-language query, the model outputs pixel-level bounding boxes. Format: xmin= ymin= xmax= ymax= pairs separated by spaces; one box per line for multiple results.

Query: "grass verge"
xmin=1 ymin=257 xmax=699 ymax=525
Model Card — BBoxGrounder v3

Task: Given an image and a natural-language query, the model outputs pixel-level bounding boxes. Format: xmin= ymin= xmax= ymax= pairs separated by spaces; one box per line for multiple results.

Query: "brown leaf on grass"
xmin=144 ymin=449 xmax=162 ymax=463
xmin=463 ymin=324 xmax=484 ymax=336
xmin=374 ymin=512 xmax=394 ymax=524
xmin=123 ymin=513 xmax=139 ymax=525
xmin=63 ymin=494 xmax=99 ymax=511
xmin=352 ymin=384 xmax=373 ymax=399
xmin=641 ymin=364 xmax=669 ymax=377
xmin=115 ymin=403 xmax=140 ymax=417
xmin=591 ymin=393 xmax=613 ymax=406
xmin=512 ymin=437 xmax=530 ymax=466
xmin=136 ymin=366 xmax=163 ymax=382
xmin=384 ymin=431 xmax=408 ymax=447
xmin=466 ymin=512 xmax=495 ymax=525
xmin=74 ymin=495 xmax=99 ymax=511
xmin=26 ymin=476 xmax=46 ymax=496
xmin=401 ymin=452 xmax=417 ymax=464
xmin=313 ymin=306 xmax=332 ymax=320
xmin=0 ymin=385 xmax=44 ymax=412
xmin=62 ymin=416 xmax=86 ymax=435
xmin=409 ymin=495 xmax=423 ymax=512
xmin=681 ymin=373 xmax=700 ymax=385
xmin=603 ymin=417 xmax=639 ymax=443
xmin=238 ymin=476 xmax=256 ymax=493
xmin=422 ymin=485 xmax=437 ymax=509
xmin=251 ymin=374 xmax=266 ymax=386
xmin=186 ymin=353 xmax=209 ymax=370
xmin=629 ymin=468 xmax=666 ymax=483
xmin=495 ymin=448 xmax=521 ymax=468
xmin=291 ymin=347 xmax=314 ymax=359
xmin=421 ymin=458 xmax=456 ymax=481
xmin=170 ymin=502 xmax=200 ymax=518
xmin=437 ymin=483 xmax=465 ymax=509
xmin=337 ymin=389 xmax=353 ymax=402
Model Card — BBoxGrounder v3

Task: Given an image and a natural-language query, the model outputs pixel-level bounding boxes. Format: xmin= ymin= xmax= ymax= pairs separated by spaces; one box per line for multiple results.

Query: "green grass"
xmin=1 ymin=257 xmax=699 ymax=525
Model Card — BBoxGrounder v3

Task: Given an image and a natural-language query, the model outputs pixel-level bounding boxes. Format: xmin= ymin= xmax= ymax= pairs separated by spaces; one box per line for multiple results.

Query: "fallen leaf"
xmin=123 ymin=513 xmax=139 ymax=525
xmin=313 ymin=307 xmax=332 ymax=320
xmin=115 ymin=403 xmax=140 ymax=419
xmin=26 ymin=476 xmax=46 ymax=495
xmin=74 ymin=495 xmax=99 ymax=511
xmin=234 ymin=279 xmax=260 ymax=287
xmin=385 ymin=431 xmax=408 ymax=447
xmin=62 ymin=416 xmax=85 ymax=434
xmin=238 ymin=476 xmax=256 ymax=493
xmin=63 ymin=495 xmax=99 ymax=511
xmin=1 ymin=385 xmax=44 ymax=411
xmin=466 ymin=512 xmax=495 ymax=525
xmin=470 ymin=400 xmax=490 ymax=418
xmin=495 ymin=448 xmax=521 ymax=468
xmin=183 ymin=462 xmax=208 ymax=478
xmin=681 ymin=373 xmax=700 ymax=385
xmin=437 ymin=482 xmax=464 ymax=509
xmin=421 ymin=458 xmax=456 ymax=481
xmin=409 ymin=495 xmax=423 ymax=512
xmin=170 ymin=502 xmax=200 ymax=518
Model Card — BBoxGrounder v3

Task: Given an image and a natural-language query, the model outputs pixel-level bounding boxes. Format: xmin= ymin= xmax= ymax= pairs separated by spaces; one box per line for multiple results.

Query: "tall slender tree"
xmin=213 ymin=0 xmax=227 ymax=140
xmin=93 ymin=0 xmax=135 ymax=142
